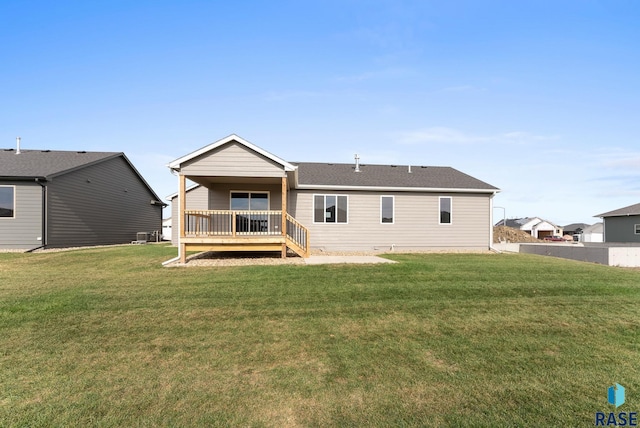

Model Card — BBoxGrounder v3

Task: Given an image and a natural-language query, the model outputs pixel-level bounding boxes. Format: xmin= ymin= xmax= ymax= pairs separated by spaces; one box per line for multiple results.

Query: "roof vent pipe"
xmin=408 ymin=165 xmax=412 ymax=173
xmin=16 ymin=137 xmax=21 ymax=154
xmin=354 ymin=154 xmax=360 ymax=172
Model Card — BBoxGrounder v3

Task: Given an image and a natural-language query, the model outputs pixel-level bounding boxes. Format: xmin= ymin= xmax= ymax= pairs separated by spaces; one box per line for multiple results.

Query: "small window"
xmin=439 ymin=196 xmax=452 ymax=224
xmin=381 ymin=196 xmax=394 ymax=224
xmin=0 ymin=186 xmax=14 ymax=218
xmin=313 ymin=195 xmax=348 ymax=223
xmin=635 ymin=224 xmax=640 ymax=235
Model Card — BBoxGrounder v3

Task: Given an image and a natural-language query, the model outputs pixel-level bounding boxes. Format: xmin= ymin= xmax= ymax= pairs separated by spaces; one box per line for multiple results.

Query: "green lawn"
xmin=1 ymin=245 xmax=639 ymax=427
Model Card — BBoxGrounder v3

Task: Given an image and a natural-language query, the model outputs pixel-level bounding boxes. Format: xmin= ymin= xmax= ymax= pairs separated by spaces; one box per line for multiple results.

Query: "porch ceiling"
xmin=188 ymin=176 xmax=284 ymax=187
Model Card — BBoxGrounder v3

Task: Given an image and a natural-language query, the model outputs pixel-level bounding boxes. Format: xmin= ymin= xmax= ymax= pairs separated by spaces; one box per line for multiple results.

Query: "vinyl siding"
xmin=0 ymin=181 xmax=43 ymax=250
xmin=207 ymin=183 xmax=283 ymax=210
xmin=170 ymin=185 xmax=209 ymax=245
xmin=47 ymin=156 xmax=162 ymax=248
xmin=180 ymin=142 xmax=286 ymax=177
xmin=290 ymin=190 xmax=492 ymax=251
xmin=603 ymin=216 xmax=640 ymax=243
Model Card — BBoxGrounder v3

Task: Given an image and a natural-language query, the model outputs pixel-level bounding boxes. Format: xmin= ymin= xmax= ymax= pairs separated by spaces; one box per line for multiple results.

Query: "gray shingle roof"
xmin=0 ymin=149 xmax=120 ymax=179
xmin=293 ymin=162 xmax=498 ymax=191
xmin=596 ymin=203 xmax=640 ymax=218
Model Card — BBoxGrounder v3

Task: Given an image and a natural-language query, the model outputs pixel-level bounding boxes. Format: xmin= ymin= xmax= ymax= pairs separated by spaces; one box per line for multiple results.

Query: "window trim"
xmin=312 ymin=194 xmax=349 ymax=224
xmin=635 ymin=224 xmax=640 ymax=235
xmin=439 ymin=196 xmax=452 ymax=225
xmin=0 ymin=185 xmax=15 ymax=219
xmin=380 ymin=195 xmax=394 ymax=224
xmin=229 ymin=190 xmax=271 ymax=211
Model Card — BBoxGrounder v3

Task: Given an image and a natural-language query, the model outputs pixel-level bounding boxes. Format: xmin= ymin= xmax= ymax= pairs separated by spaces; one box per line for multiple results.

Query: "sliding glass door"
xmin=231 ymin=192 xmax=269 ymax=233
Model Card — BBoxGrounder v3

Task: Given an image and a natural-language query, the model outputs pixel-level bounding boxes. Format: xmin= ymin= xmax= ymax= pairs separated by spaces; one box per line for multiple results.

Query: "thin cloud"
xmin=335 ymin=67 xmax=418 ymax=83
xmin=396 ymin=127 xmax=558 ymax=145
xmin=264 ymin=90 xmax=327 ymax=101
xmin=440 ymin=85 xmax=486 ymax=93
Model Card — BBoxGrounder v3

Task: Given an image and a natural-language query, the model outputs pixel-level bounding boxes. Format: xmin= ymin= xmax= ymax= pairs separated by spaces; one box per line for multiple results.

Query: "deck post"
xmin=179 ymin=174 xmax=186 ymax=264
xmin=281 ymin=176 xmax=287 ymax=258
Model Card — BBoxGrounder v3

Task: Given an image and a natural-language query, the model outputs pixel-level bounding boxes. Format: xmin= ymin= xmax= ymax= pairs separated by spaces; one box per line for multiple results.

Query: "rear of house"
xmin=167 ymin=135 xmax=499 ymax=261
xmin=0 ymin=148 xmax=164 ymax=251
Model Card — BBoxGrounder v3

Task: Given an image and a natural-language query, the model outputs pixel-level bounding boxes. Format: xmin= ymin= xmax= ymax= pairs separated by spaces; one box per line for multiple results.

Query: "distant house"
xmin=0 ymin=148 xmax=164 ymax=250
xmin=496 ymin=217 xmax=563 ymax=239
xmin=563 ymin=222 xmax=590 ymax=236
xmin=167 ymin=134 xmax=500 ymax=262
xmin=162 ymin=217 xmax=172 ymax=241
xmin=596 ymin=203 xmax=640 ymax=243
xmin=581 ymin=222 xmax=603 ymax=243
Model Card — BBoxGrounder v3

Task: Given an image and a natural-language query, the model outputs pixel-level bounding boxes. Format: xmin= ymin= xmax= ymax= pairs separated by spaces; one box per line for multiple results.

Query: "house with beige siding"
xmin=167 ymin=134 xmax=500 ymax=262
xmin=0 ymin=148 xmax=164 ymax=250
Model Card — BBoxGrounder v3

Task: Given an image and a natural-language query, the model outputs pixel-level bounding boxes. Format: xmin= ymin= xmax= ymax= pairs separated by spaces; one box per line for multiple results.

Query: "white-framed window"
xmin=313 ymin=194 xmax=348 ymax=223
xmin=381 ymin=196 xmax=394 ymax=224
xmin=635 ymin=224 xmax=640 ymax=235
xmin=0 ymin=186 xmax=15 ymax=218
xmin=439 ymin=196 xmax=452 ymax=225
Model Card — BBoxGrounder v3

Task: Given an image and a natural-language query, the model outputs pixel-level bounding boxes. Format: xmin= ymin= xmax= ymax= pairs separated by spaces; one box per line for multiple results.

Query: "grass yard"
xmin=1 ymin=245 xmax=639 ymax=427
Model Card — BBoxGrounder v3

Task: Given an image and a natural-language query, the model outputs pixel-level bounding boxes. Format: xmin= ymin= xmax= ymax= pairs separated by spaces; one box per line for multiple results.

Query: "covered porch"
xmin=176 ymin=174 xmax=309 ymax=263
xmin=168 ymin=135 xmax=311 ymax=263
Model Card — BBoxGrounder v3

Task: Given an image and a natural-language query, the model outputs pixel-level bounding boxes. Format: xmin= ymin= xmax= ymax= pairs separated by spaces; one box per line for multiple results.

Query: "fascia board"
xmin=167 ymin=134 xmax=296 ymax=172
xmin=294 ymin=184 xmax=499 ymax=194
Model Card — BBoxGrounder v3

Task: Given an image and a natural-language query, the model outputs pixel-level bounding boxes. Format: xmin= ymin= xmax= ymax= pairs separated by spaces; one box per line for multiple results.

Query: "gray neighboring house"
xmin=0 ymin=148 xmax=165 ymax=250
xmin=596 ymin=203 xmax=640 ymax=243
xmin=167 ymin=134 xmax=500 ymax=262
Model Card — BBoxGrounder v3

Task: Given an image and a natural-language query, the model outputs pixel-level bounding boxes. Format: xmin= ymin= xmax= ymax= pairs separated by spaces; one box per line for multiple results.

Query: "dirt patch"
xmin=493 ymin=226 xmax=543 ymax=243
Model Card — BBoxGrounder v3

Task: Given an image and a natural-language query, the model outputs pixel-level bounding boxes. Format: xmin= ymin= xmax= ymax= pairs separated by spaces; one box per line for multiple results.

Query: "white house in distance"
xmin=162 ymin=218 xmax=172 ymax=241
xmin=166 ymin=134 xmax=500 ymax=263
xmin=581 ymin=222 xmax=603 ymax=243
xmin=496 ymin=217 xmax=563 ymax=239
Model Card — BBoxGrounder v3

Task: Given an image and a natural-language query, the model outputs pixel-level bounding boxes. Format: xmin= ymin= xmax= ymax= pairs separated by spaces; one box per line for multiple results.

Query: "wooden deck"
xmin=180 ymin=210 xmax=309 ymax=261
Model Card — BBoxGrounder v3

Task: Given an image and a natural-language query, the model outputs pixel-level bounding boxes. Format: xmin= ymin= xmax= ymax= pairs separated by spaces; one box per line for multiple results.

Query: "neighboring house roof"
xmin=166 ymin=183 xmax=201 ymax=200
xmin=563 ymin=223 xmax=590 ymax=234
xmin=496 ymin=218 xmax=530 ymax=228
xmin=293 ymin=162 xmax=498 ymax=192
xmin=0 ymin=148 xmax=164 ymax=204
xmin=596 ymin=203 xmax=640 ymax=218
xmin=168 ymin=134 xmax=296 ymax=172
xmin=583 ymin=222 xmax=603 ymax=233
xmin=0 ymin=149 xmax=119 ymax=179
xmin=496 ymin=217 xmax=560 ymax=229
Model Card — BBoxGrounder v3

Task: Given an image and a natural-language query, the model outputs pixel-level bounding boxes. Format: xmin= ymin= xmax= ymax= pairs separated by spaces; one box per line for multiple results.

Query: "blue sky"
xmin=2 ymin=0 xmax=639 ymax=225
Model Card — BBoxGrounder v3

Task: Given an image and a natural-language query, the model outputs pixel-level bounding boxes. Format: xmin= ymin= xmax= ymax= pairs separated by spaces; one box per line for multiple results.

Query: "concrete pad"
xmin=304 ymin=255 xmax=396 ymax=265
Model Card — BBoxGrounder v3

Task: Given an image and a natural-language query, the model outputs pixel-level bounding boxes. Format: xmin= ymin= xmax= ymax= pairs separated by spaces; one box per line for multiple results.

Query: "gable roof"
xmin=0 ymin=149 xmax=120 ymax=180
xmin=293 ymin=162 xmax=498 ymax=193
xmin=583 ymin=222 xmax=603 ymax=233
xmin=168 ymin=134 xmax=296 ymax=172
xmin=167 ymin=134 xmax=499 ymax=194
xmin=596 ymin=203 xmax=640 ymax=218
xmin=0 ymin=148 xmax=164 ymax=204
xmin=563 ymin=223 xmax=590 ymax=232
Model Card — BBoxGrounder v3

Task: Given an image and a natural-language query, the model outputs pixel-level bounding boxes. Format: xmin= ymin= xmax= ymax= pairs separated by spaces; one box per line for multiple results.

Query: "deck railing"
xmin=286 ymin=213 xmax=309 ymax=255
xmin=184 ymin=210 xmax=283 ymax=236
xmin=183 ymin=210 xmax=310 ymax=257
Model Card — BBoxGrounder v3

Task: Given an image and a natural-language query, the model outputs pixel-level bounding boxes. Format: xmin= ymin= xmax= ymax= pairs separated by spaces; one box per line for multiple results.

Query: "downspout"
xmin=162 ymin=168 xmax=182 ymax=266
xmin=489 ymin=192 xmax=502 ymax=253
xmin=26 ymin=178 xmax=47 ymax=252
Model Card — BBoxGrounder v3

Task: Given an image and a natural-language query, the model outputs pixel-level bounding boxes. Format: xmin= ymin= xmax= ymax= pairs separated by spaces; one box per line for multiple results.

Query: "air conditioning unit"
xmin=131 ymin=232 xmax=149 ymax=244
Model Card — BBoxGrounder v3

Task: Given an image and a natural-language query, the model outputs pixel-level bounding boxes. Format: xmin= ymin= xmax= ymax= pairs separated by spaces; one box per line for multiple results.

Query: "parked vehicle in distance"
xmin=543 ymin=236 xmax=564 ymax=242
